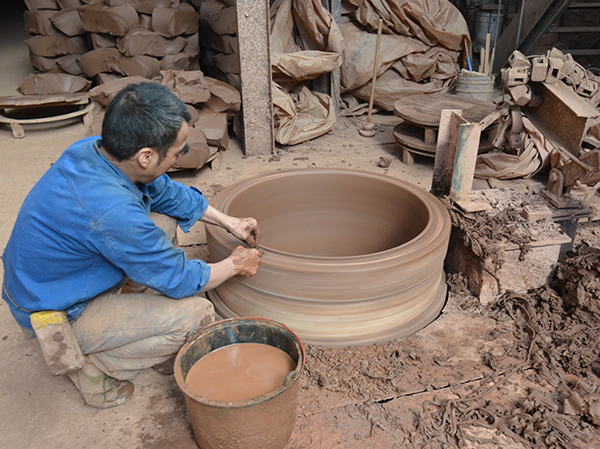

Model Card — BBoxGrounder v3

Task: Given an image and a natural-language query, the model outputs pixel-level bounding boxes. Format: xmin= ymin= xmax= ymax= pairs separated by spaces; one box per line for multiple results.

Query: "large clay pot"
xmin=206 ymin=169 xmax=451 ymax=346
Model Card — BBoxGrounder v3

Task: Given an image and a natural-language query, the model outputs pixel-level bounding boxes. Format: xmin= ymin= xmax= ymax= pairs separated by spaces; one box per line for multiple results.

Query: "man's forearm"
xmin=200 ymin=246 xmax=261 ymax=292
xmin=200 ymin=205 xmax=236 ymax=231
xmin=200 ymin=258 xmax=236 ymax=292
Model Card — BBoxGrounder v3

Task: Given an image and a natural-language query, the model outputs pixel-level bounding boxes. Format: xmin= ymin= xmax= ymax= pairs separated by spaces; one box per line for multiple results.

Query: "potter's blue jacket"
xmin=2 ymin=136 xmax=211 ymax=330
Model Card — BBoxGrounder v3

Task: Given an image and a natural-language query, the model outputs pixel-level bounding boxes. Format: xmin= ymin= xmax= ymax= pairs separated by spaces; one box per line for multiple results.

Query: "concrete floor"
xmin=0 ymin=6 xmax=434 ymax=447
xmin=2 ymin=4 xmax=600 ymax=449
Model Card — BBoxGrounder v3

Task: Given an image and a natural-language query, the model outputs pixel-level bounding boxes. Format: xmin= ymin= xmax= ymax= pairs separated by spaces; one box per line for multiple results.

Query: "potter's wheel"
xmin=206 ymin=169 xmax=451 ymax=347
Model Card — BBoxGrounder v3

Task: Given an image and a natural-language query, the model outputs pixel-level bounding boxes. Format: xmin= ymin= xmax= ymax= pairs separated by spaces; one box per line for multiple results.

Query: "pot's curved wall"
xmin=206 ymin=169 xmax=451 ymax=347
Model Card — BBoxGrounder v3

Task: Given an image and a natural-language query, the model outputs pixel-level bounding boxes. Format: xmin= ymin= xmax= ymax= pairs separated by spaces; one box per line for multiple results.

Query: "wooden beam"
xmin=569 ymin=2 xmax=600 ymax=7
xmin=518 ymin=0 xmax=574 ymax=56
xmin=549 ymin=26 xmax=600 ymax=33
xmin=312 ymin=0 xmax=341 ymax=117
xmin=563 ymin=49 xmax=600 ymax=56
xmin=431 ymin=109 xmax=462 ymax=198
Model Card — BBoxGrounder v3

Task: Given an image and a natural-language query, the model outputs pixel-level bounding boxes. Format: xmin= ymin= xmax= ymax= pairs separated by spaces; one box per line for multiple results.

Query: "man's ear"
xmin=136 ymin=147 xmax=155 ymax=169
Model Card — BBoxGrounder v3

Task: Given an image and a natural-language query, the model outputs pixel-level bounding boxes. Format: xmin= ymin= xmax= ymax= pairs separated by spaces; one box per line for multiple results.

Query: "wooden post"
xmin=236 ymin=0 xmax=274 ymax=156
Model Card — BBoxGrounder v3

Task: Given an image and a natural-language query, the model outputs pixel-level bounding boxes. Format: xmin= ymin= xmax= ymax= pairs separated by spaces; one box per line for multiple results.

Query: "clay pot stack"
xmin=23 ymin=0 xmax=89 ymax=89
xmin=23 ymin=0 xmax=201 ymax=86
xmin=196 ymin=0 xmax=240 ymax=91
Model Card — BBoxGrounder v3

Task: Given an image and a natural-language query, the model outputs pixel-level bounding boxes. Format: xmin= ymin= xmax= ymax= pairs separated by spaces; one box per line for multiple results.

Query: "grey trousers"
xmin=70 ymin=212 xmax=215 ymax=380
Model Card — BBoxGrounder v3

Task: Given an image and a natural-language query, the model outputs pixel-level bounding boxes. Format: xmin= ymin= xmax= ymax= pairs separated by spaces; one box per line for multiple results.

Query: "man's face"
xmin=146 ymin=121 xmax=189 ymax=183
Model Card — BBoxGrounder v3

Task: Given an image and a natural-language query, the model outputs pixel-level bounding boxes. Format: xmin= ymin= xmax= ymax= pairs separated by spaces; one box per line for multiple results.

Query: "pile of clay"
xmin=24 ymin=0 xmax=200 ymax=81
xmin=411 ymin=244 xmax=600 ymax=448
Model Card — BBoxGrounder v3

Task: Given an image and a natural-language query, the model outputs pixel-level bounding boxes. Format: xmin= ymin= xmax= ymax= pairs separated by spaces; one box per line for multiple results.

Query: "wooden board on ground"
xmin=0 ymin=93 xmax=93 ymax=138
xmin=0 ymin=92 xmax=89 ymax=108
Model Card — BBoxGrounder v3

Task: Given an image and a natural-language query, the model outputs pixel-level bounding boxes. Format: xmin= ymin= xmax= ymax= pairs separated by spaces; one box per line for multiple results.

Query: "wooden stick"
xmin=484 ymin=33 xmax=491 ymax=75
xmin=367 ymin=19 xmax=383 ymax=124
xmin=359 ymin=19 xmax=383 ymax=137
xmin=463 ymin=36 xmax=472 ymax=71
xmin=488 ymin=46 xmax=496 ymax=75
xmin=479 ymin=47 xmax=485 ymax=73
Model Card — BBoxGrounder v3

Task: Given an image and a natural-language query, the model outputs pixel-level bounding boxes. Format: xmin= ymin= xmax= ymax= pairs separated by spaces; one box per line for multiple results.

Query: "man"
xmin=1 ymin=82 xmax=261 ymax=408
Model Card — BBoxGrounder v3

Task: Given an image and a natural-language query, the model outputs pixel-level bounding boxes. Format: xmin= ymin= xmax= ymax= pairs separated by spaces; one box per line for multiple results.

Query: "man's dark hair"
xmin=101 ymin=82 xmax=192 ymax=162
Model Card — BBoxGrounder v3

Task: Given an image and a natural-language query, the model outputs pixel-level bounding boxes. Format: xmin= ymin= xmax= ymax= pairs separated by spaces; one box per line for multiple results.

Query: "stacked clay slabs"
xmin=206 ymin=169 xmax=451 ymax=347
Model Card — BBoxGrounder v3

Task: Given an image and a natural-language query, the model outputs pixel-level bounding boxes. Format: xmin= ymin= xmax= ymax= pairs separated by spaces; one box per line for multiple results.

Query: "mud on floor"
xmin=284 ymin=227 xmax=600 ymax=449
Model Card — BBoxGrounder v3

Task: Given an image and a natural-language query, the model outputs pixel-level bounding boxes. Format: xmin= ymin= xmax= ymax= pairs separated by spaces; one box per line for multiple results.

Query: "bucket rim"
xmin=174 ymin=317 xmax=306 ymax=409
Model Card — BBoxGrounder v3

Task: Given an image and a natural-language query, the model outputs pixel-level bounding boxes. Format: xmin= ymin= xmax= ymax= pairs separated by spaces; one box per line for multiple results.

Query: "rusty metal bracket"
xmin=542 ymin=149 xmax=600 ymax=208
xmin=542 ymin=168 xmax=582 ymax=209
xmin=432 ymin=109 xmax=491 ymax=212
xmin=508 ymin=106 xmax=523 ymax=151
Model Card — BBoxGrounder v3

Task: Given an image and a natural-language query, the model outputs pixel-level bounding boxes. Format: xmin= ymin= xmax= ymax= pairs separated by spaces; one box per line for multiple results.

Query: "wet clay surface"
xmin=283 ymin=235 xmax=600 ymax=449
xmin=185 ymin=343 xmax=295 ymax=402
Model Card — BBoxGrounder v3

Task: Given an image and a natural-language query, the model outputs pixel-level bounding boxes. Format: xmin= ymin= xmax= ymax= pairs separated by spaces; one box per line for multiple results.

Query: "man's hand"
xmin=201 ymin=246 xmax=260 ymax=292
xmin=230 ymin=246 xmax=260 ymax=277
xmin=200 ymin=206 xmax=261 ymax=248
xmin=229 ymin=217 xmax=261 ymax=248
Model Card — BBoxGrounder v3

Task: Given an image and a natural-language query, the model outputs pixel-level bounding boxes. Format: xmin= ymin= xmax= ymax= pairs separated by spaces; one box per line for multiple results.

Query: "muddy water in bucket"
xmin=186 ymin=343 xmax=296 ymax=402
xmin=174 ymin=318 xmax=305 ymax=449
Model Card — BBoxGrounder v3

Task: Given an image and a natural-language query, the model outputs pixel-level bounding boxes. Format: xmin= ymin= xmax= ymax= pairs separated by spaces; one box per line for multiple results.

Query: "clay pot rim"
xmin=207 ymin=168 xmax=450 ymax=265
xmin=174 ymin=317 xmax=305 ymax=409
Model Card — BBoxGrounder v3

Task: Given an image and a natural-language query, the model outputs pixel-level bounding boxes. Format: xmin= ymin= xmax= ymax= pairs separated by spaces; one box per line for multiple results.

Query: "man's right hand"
xmin=201 ymin=246 xmax=261 ymax=292
xmin=230 ymin=246 xmax=260 ymax=277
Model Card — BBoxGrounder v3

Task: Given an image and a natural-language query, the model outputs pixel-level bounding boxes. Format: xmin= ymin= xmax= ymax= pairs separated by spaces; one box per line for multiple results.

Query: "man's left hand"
xmin=229 ymin=217 xmax=261 ymax=248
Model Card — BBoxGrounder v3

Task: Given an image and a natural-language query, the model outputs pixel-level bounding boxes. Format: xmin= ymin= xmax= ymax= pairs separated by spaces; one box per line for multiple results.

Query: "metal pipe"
xmin=493 ymin=0 xmax=503 ymax=49
xmin=488 ymin=0 xmax=503 ymax=75
xmin=516 ymin=0 xmax=526 ymax=49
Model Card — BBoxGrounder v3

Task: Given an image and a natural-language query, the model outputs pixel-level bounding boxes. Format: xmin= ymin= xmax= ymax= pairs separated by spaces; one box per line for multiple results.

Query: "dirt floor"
xmin=3 ymin=3 xmax=600 ymax=449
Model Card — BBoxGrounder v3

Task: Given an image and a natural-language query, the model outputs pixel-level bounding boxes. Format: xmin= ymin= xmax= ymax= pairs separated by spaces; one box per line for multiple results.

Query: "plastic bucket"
xmin=174 ymin=317 xmax=305 ymax=449
xmin=455 ymin=72 xmax=495 ymax=103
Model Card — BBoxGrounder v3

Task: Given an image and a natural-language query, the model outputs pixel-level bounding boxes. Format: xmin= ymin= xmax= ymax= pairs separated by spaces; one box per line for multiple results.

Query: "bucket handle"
xmin=283 ymin=370 xmax=296 ymax=387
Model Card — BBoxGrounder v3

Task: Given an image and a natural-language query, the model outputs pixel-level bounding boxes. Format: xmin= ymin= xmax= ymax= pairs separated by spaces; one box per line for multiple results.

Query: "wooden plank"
xmin=491 ymin=0 xmax=554 ymax=73
xmin=393 ymin=122 xmax=494 ymax=153
xmin=450 ymin=120 xmax=482 ymax=199
xmin=431 ymin=109 xmax=462 ymax=198
xmin=549 ymin=26 xmax=600 ymax=32
xmin=570 ymin=2 xmax=600 ymax=7
xmin=0 ymin=92 xmax=89 ymax=108
xmin=236 ymin=0 xmax=274 ymax=156
xmin=565 ymin=49 xmax=600 ymax=56
xmin=518 ymin=0 xmax=574 ymax=58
